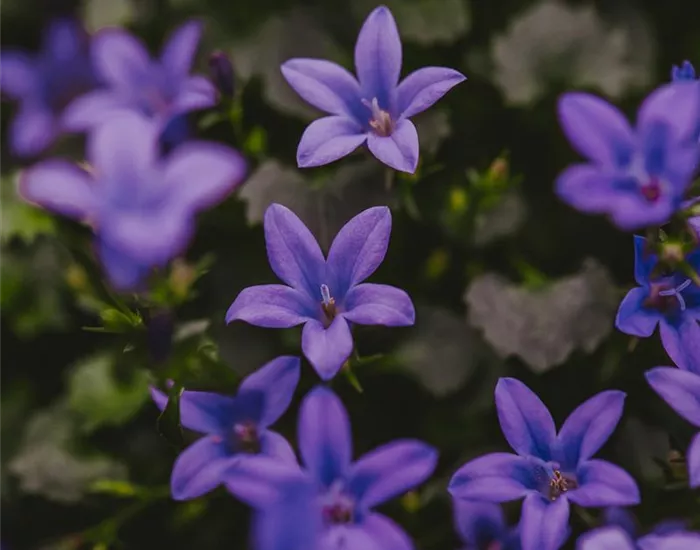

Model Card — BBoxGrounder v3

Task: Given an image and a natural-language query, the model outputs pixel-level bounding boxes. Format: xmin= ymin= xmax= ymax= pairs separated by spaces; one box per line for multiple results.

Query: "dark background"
xmin=2 ymin=0 xmax=699 ymax=548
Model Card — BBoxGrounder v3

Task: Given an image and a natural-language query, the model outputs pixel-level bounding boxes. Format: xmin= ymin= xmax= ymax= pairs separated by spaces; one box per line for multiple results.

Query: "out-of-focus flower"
xmin=0 ymin=18 xmax=100 ymax=157
xmin=449 ymin=378 xmax=639 ymax=550
xmin=556 ymin=83 xmax=700 ymax=230
xmin=209 ymin=50 xmax=234 ymax=98
xmin=281 ymin=5 xmax=465 ymax=173
xmin=150 ymin=356 xmax=300 ymax=500
xmin=63 ymin=20 xmax=216 ymax=133
xmin=616 ymin=236 xmax=700 ymax=373
xmin=226 ymin=204 xmax=415 ymax=380
xmin=224 ymin=385 xmax=437 ymax=550
xmin=20 ymin=112 xmax=246 ymax=290
xmin=453 ymin=500 xmax=521 ymax=550
xmin=672 ymin=60 xmax=697 ymax=82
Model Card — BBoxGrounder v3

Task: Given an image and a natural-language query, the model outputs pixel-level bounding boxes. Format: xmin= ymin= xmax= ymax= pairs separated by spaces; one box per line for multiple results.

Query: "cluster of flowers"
xmin=3 ymin=4 xmax=700 ymax=550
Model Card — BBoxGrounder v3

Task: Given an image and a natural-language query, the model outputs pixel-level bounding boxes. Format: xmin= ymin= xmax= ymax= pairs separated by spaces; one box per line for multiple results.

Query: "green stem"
xmin=384 ymin=168 xmax=395 ymax=192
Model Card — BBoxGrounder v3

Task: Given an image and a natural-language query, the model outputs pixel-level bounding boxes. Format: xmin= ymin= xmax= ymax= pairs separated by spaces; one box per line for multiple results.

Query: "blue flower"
xmin=556 ymin=83 xmax=700 ymax=230
xmin=453 ymin=500 xmax=521 ymax=550
xmin=151 ymin=356 xmax=300 ymax=500
xmin=20 ymin=111 xmax=246 ymax=290
xmin=224 ymin=385 xmax=438 ymax=550
xmin=281 ymin=5 xmax=466 ymax=173
xmin=62 ymin=20 xmax=216 ymax=134
xmin=226 ymin=203 xmax=415 ymax=381
xmin=672 ymin=60 xmax=696 ymax=82
xmin=0 ymin=18 xmax=101 ymax=157
xmin=448 ymin=378 xmax=639 ymax=550
xmin=616 ymin=236 xmax=700 ymax=373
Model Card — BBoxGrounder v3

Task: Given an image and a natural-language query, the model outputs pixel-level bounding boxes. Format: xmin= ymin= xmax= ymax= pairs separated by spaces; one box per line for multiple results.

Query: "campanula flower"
xmin=280 ymin=5 xmax=466 ymax=173
xmin=454 ymin=500 xmax=521 ymax=550
xmin=646 ymin=364 xmax=700 ymax=487
xmin=448 ymin=378 xmax=639 ymax=550
xmin=616 ymin=236 xmax=700 ymax=373
xmin=672 ymin=60 xmax=697 ymax=82
xmin=224 ymin=385 xmax=438 ymax=550
xmin=0 ymin=18 xmax=100 ymax=157
xmin=209 ymin=50 xmax=235 ymax=98
xmin=62 ymin=20 xmax=216 ymax=133
xmin=150 ymin=355 xmax=300 ymax=500
xmin=226 ymin=204 xmax=415 ymax=380
xmin=577 ymin=508 xmax=700 ymax=549
xmin=556 ymin=82 xmax=700 ymax=230
xmin=20 ymin=111 xmax=246 ymax=290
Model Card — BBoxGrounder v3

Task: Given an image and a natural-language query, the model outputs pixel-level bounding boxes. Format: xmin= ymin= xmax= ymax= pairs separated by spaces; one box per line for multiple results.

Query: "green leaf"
xmin=1 ymin=172 xmax=56 ymax=244
xmin=67 ymin=354 xmax=150 ymax=433
xmin=89 ymin=479 xmax=141 ymax=498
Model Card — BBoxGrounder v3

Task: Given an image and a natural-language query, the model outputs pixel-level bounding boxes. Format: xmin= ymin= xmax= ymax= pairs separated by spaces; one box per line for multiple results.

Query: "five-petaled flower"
xmin=20 ymin=111 xmax=246 ymax=290
xmin=223 ymin=385 xmax=438 ymax=550
xmin=453 ymin=500 xmax=521 ymax=550
xmin=448 ymin=378 xmax=639 ymax=550
xmin=0 ymin=18 xmax=101 ymax=157
xmin=226 ymin=203 xmax=415 ymax=380
xmin=280 ymin=5 xmax=466 ymax=173
xmin=62 ymin=19 xmax=217 ymax=134
xmin=616 ymin=236 xmax=700 ymax=373
xmin=577 ymin=507 xmax=700 ymax=549
xmin=555 ymin=82 xmax=700 ymax=230
xmin=151 ymin=356 xmax=300 ymax=500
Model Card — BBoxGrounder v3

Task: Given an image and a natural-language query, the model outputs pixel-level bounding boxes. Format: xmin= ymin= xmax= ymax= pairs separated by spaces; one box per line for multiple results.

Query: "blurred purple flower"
xmin=63 ymin=20 xmax=216 ymax=133
xmin=672 ymin=60 xmax=697 ymax=82
xmin=151 ymin=355 xmax=300 ymax=500
xmin=646 ymin=364 xmax=700 ymax=487
xmin=556 ymin=82 xmax=700 ymax=230
xmin=209 ymin=50 xmax=235 ymax=98
xmin=616 ymin=236 xmax=700 ymax=373
xmin=226 ymin=203 xmax=415 ymax=380
xmin=577 ymin=508 xmax=700 ymax=550
xmin=453 ymin=500 xmax=521 ymax=550
xmin=224 ymin=385 xmax=437 ymax=550
xmin=20 ymin=111 xmax=246 ymax=290
xmin=0 ymin=18 xmax=100 ymax=157
xmin=280 ymin=5 xmax=466 ymax=173
xmin=449 ymin=378 xmax=639 ymax=550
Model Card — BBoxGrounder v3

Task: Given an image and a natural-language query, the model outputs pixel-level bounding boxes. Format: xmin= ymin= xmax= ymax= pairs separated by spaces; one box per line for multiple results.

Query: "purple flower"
xmin=672 ymin=60 xmax=697 ymax=82
xmin=226 ymin=203 xmax=415 ymax=380
xmin=646 ymin=365 xmax=700 ymax=487
xmin=224 ymin=385 xmax=438 ymax=550
xmin=616 ymin=236 xmax=700 ymax=373
xmin=0 ymin=18 xmax=100 ymax=157
xmin=62 ymin=20 xmax=216 ymax=133
xmin=454 ymin=500 xmax=521 ymax=550
xmin=150 ymin=355 xmax=300 ymax=500
xmin=20 ymin=111 xmax=246 ymax=290
xmin=448 ymin=378 xmax=639 ymax=550
xmin=577 ymin=508 xmax=700 ymax=550
xmin=280 ymin=5 xmax=466 ymax=173
xmin=556 ymin=82 xmax=700 ymax=230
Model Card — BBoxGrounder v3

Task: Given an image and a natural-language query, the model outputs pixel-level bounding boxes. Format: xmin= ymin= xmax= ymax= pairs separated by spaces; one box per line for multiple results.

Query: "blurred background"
xmin=2 ymin=0 xmax=700 ymax=548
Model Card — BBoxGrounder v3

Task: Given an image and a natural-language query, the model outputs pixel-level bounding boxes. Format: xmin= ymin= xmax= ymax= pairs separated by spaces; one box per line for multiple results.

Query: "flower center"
xmin=320 ymin=284 xmax=337 ymax=325
xmin=232 ymin=420 xmax=260 ymax=454
xmin=548 ymin=469 xmax=578 ymax=501
xmin=645 ymin=279 xmax=692 ymax=312
xmin=486 ymin=542 xmax=503 ymax=550
xmin=361 ymin=97 xmax=393 ymax=137
xmin=320 ymin=483 xmax=355 ymax=526
xmin=640 ymin=176 xmax=662 ymax=203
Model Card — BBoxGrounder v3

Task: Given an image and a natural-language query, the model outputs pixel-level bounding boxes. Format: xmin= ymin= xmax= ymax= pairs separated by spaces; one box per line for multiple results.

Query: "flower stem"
xmin=384 ymin=168 xmax=395 ymax=192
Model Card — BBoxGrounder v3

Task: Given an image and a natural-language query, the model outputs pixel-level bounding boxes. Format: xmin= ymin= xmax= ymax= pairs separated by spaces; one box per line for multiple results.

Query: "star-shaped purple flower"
xmin=151 ymin=355 xmax=300 ymax=500
xmin=556 ymin=82 xmax=700 ymax=230
xmin=616 ymin=236 xmax=700 ymax=373
xmin=454 ymin=500 xmax=521 ymax=550
xmin=62 ymin=20 xmax=216 ymax=133
xmin=224 ymin=385 xmax=438 ymax=550
xmin=280 ymin=5 xmax=466 ymax=173
xmin=226 ymin=203 xmax=415 ymax=380
xmin=646 ymin=363 xmax=700 ymax=488
xmin=20 ymin=111 xmax=246 ymax=290
xmin=448 ymin=378 xmax=639 ymax=550
xmin=577 ymin=508 xmax=700 ymax=550
xmin=0 ymin=18 xmax=101 ymax=157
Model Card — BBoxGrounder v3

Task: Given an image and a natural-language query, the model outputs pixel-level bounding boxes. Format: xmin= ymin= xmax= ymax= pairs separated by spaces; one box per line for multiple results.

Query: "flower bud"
xmin=208 ymin=50 xmax=234 ymax=98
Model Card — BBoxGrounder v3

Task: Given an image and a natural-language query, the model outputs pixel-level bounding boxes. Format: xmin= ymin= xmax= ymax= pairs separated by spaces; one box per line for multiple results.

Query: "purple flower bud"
xmin=208 ymin=50 xmax=234 ymax=98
